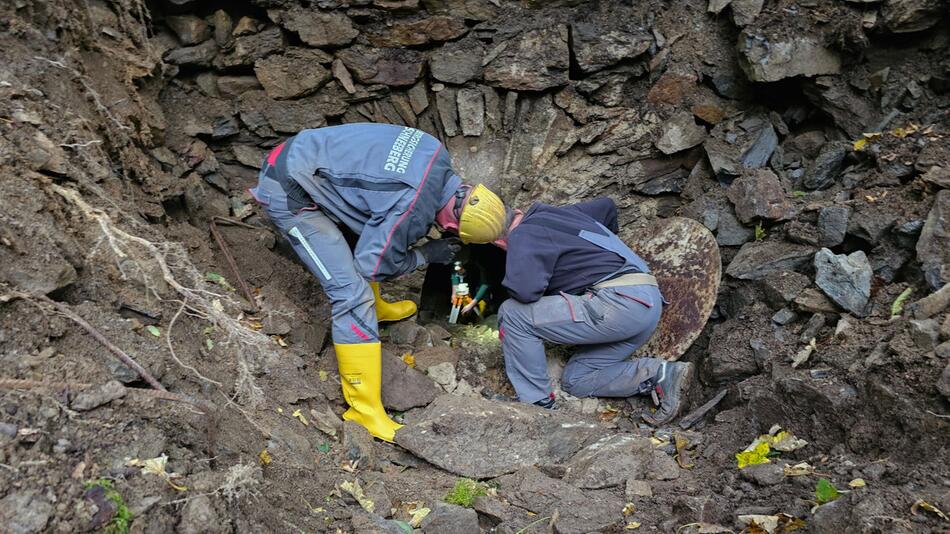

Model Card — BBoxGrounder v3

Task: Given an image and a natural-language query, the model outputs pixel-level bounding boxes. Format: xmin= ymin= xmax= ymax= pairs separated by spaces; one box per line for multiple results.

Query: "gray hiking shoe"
xmin=642 ymin=361 xmax=694 ymax=425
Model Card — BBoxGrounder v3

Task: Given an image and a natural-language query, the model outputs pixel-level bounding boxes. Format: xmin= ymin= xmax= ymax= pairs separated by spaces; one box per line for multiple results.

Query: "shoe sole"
xmin=643 ymin=362 xmax=695 ymax=425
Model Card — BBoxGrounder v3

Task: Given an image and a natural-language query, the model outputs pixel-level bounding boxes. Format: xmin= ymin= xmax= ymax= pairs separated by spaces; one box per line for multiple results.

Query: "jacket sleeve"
xmin=353 ymin=206 xmax=426 ymax=281
xmin=571 ymin=197 xmax=619 ymax=233
xmin=502 ymin=226 xmax=557 ymax=303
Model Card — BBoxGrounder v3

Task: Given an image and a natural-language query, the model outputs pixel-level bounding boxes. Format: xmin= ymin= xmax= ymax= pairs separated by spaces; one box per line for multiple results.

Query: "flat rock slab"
xmin=625 ymin=217 xmax=721 ymax=360
xmin=737 ymin=31 xmax=841 ymax=82
xmin=562 ymin=434 xmax=655 ymax=489
xmin=726 ymin=241 xmax=816 ymax=280
xmin=496 ymin=467 xmax=624 ymax=534
xmin=381 ymin=350 xmax=439 ymax=411
xmin=814 ymin=248 xmax=871 ymax=316
xmin=395 ymin=395 xmax=600 ymax=479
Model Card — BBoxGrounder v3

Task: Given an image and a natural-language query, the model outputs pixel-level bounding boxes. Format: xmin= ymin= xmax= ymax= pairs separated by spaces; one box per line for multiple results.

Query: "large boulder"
xmin=917 ymin=190 xmax=950 ymax=290
xmin=814 ymin=248 xmax=872 ymax=316
xmin=483 ymin=26 xmax=570 ymax=91
xmin=395 ymin=394 xmax=600 ymax=478
xmin=737 ymin=31 xmax=841 ymax=82
xmin=254 ymin=48 xmax=331 ymax=100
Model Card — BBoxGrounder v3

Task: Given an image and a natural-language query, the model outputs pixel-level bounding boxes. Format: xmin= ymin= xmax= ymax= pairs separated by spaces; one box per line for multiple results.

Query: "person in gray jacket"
xmin=249 ymin=123 xmax=509 ymax=441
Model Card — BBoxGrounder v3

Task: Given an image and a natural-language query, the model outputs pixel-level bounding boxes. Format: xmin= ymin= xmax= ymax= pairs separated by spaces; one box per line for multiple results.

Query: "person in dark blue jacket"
xmin=496 ymin=197 xmax=694 ymax=425
xmin=249 ymin=123 xmax=509 ymax=441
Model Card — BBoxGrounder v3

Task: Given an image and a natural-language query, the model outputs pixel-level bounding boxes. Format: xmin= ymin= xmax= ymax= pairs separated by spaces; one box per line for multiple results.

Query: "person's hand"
xmin=418 ymin=237 xmax=461 ymax=264
xmin=461 ymin=300 xmax=478 ymax=314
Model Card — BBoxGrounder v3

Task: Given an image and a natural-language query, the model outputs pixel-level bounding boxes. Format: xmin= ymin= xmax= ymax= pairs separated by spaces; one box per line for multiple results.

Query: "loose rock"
xmin=571 ymin=23 xmax=651 ymax=74
xmin=71 ymin=380 xmax=127 ymax=411
xmin=166 ymin=15 xmax=211 ymax=45
xmin=716 ymin=206 xmax=755 ymax=246
xmin=803 ymin=142 xmax=848 ymax=190
xmin=483 ymin=26 xmax=570 ymax=91
xmin=563 ymin=434 xmax=654 ymax=489
xmin=726 ymin=242 xmax=816 ymax=280
xmin=496 ymin=467 xmax=624 ymax=534
xmin=343 ymin=420 xmax=377 ymax=471
xmin=814 ymin=248 xmax=872 ymax=316
xmin=420 ymin=502 xmax=479 ymax=534
xmin=727 ymin=169 xmax=790 ymax=223
xmin=430 ymin=39 xmax=485 ymax=84
xmin=381 ymin=349 xmax=438 ymax=411
xmin=254 ymin=49 xmax=332 ymax=100
xmin=817 ymin=205 xmax=850 ymax=247
xmin=656 ymin=111 xmax=707 ymax=155
xmin=737 ymin=31 xmax=841 ymax=82
xmin=740 ymin=462 xmax=785 ymax=486
xmin=268 ymin=8 xmax=357 ymax=47
xmin=917 ymin=190 xmax=950 ymax=290
xmin=0 ymin=492 xmax=52 ymax=534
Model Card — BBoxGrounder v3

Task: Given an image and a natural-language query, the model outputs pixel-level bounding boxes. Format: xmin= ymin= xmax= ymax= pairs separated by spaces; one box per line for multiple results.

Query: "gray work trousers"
xmin=498 ymin=285 xmax=664 ymax=404
xmin=256 ymin=176 xmax=378 ymax=344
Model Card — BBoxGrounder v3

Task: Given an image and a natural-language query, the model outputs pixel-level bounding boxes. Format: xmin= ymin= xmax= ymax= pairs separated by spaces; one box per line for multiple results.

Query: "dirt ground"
xmin=1 ymin=0 xmax=949 ymax=533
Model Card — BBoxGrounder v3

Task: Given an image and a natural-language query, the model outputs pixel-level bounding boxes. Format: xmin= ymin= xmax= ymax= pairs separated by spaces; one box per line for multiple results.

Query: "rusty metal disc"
xmin=623 ymin=217 xmax=721 ymax=360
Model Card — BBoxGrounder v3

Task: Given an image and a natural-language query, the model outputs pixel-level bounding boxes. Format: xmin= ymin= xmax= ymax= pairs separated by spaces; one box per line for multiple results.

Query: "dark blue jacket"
xmin=503 ymin=198 xmax=646 ymax=303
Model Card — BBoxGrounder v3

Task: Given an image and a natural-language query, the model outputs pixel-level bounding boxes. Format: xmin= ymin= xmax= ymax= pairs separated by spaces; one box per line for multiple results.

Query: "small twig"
xmin=167 ymin=301 xmax=223 ymax=387
xmin=27 ymin=293 xmax=166 ymax=391
xmin=59 ymin=139 xmax=102 ymax=149
xmin=209 ymin=217 xmax=261 ymax=312
xmin=925 ymin=410 xmax=950 ymax=419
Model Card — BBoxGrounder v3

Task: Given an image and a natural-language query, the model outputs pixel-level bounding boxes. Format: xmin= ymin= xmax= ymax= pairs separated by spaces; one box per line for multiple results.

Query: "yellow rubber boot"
xmin=370 ymin=281 xmax=417 ymax=322
xmin=335 ymin=342 xmax=402 ymax=442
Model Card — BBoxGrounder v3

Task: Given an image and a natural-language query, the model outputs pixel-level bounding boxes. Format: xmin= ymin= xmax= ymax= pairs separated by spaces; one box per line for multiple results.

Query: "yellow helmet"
xmin=457 ymin=183 xmax=507 ymax=244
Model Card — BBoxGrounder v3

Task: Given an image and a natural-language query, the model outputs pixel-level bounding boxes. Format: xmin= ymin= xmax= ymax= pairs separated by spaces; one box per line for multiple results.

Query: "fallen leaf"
xmin=736 ymin=441 xmax=771 ymax=469
xmin=783 ymin=463 xmax=815 ymax=477
xmin=890 ymin=287 xmax=913 ymax=317
xmin=623 ymin=503 xmax=636 ymax=515
xmin=675 ymin=434 xmax=695 ymax=469
xmin=340 ymin=480 xmax=374 ymax=513
xmin=318 ymin=370 xmax=329 ymax=382
xmin=401 ymin=352 xmax=415 ymax=368
xmin=409 ymin=506 xmax=431 ymax=527
xmin=212 ymin=299 xmax=224 ymax=313
xmin=316 ymin=442 xmax=331 ymax=454
xmin=911 ymin=499 xmax=949 ymax=521
xmin=852 ymin=138 xmax=867 ymax=151
xmin=815 ymin=478 xmax=840 ymax=505
xmin=146 ymin=325 xmax=161 ymax=337
xmin=848 ymin=478 xmax=866 ymax=488
xmin=205 ymin=338 xmax=214 ymax=350
xmin=625 ymin=522 xmax=641 ymax=530
xmin=292 ymin=409 xmax=309 ymax=426
xmin=258 ymin=449 xmax=272 ymax=466
xmin=273 ymin=335 xmax=288 ymax=347
xmin=769 ymin=431 xmax=807 ymax=453
xmin=128 ymin=454 xmax=187 ymax=491
xmin=276 ymin=407 xmax=284 ymax=413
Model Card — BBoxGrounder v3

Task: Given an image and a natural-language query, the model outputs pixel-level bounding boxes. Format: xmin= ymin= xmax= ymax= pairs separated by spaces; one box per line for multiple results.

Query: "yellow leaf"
xmin=853 ymin=138 xmax=867 ymax=151
xmin=340 ymin=480 xmax=375 ymax=513
xmin=292 ymin=409 xmax=309 ymax=426
xmin=736 ymin=441 xmax=771 ymax=469
xmin=258 ymin=449 xmax=272 ymax=466
xmin=623 ymin=503 xmax=636 ymax=515
xmin=402 ymin=352 xmax=416 ymax=368
xmin=912 ymin=499 xmax=949 ymax=521
xmin=848 ymin=478 xmax=866 ymax=488
xmin=318 ymin=370 xmax=329 ymax=382
xmin=625 ymin=521 xmax=642 ymax=530
xmin=273 ymin=335 xmax=288 ymax=347
xmin=276 ymin=407 xmax=284 ymax=413
xmin=129 ymin=454 xmax=188 ymax=491
xmin=409 ymin=507 xmax=431 ymax=527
